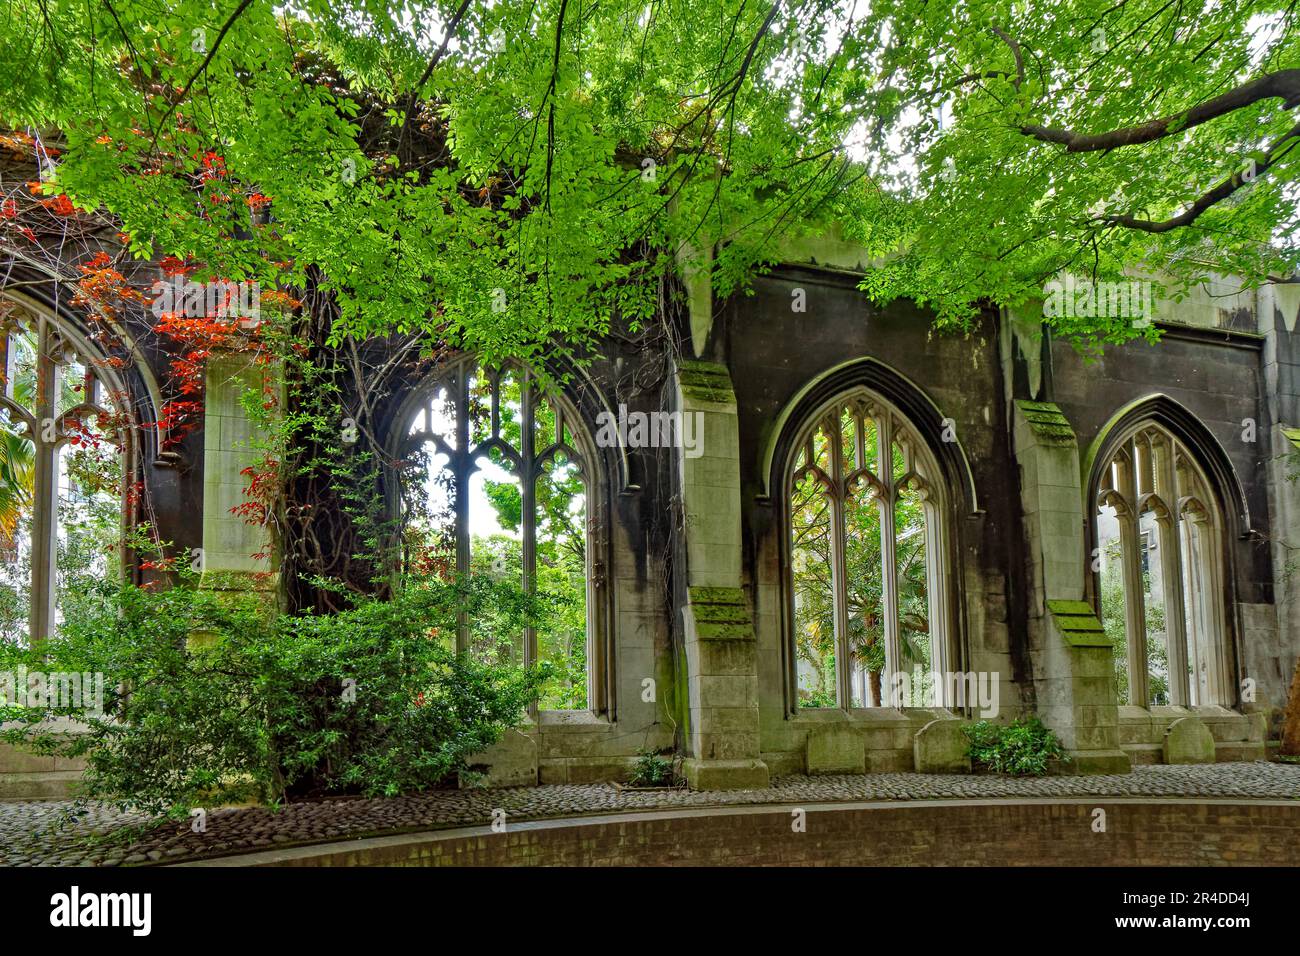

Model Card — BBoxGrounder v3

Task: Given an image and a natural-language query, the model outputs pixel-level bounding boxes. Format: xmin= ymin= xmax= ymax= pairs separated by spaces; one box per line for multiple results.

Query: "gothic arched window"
xmin=785 ymin=389 xmax=954 ymax=709
xmin=1093 ymin=422 xmax=1230 ymax=707
xmin=0 ymin=301 xmax=128 ymax=645
xmin=397 ymin=357 xmax=606 ymax=714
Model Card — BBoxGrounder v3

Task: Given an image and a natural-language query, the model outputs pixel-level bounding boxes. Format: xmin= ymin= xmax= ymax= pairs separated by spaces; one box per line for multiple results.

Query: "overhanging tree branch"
xmin=396 ymin=0 xmax=475 ymax=162
xmin=1022 ymin=68 xmax=1300 ymax=151
xmin=1102 ymin=120 xmax=1300 ymax=232
xmin=153 ymin=0 xmax=257 ymax=151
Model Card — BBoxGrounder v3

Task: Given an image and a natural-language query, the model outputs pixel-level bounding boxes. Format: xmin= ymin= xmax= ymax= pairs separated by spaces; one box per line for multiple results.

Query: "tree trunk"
xmin=1281 ymin=657 xmax=1300 ymax=756
xmin=869 ymin=669 xmax=882 ymax=708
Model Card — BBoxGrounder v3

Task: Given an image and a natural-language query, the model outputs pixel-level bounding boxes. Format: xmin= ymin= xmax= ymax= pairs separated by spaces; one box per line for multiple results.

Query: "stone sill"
xmin=1119 ymin=704 xmax=1245 ymax=722
xmin=535 ymin=710 xmax=614 ymax=734
xmin=789 ymin=707 xmax=944 ymax=726
xmin=1118 ymin=704 xmax=1265 ymax=748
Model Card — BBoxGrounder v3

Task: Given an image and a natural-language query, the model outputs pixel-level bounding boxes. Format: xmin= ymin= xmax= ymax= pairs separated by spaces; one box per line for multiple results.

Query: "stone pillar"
xmin=1259 ymin=282 xmax=1300 ymax=724
xmin=676 ymin=361 xmax=769 ymax=790
xmin=200 ymin=351 xmax=278 ymax=598
xmin=26 ymin=317 xmax=62 ymax=644
xmin=1013 ymin=400 xmax=1129 ymax=772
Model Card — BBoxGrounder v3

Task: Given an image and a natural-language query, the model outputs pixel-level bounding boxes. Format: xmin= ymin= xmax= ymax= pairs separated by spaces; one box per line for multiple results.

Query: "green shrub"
xmin=963 ymin=717 xmax=1068 ymax=776
xmin=0 ymin=574 xmax=548 ymax=816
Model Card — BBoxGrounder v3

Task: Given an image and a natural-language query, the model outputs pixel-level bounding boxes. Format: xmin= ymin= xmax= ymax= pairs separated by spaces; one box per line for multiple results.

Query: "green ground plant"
xmin=627 ymin=749 xmax=677 ymax=788
xmin=964 ymin=718 xmax=1068 ymax=776
xmin=0 ymin=570 xmax=550 ymax=816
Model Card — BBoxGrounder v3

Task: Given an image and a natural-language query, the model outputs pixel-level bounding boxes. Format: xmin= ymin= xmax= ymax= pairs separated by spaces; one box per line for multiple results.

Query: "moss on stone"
xmin=677 ymin=361 xmax=735 ymax=404
xmin=1015 ymin=399 xmax=1076 ymax=446
xmin=1047 ymin=599 xmax=1110 ymax=647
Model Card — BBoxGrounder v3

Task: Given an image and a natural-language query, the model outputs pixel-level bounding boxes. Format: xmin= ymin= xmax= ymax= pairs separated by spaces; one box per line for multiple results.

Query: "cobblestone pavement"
xmin=1 ymin=761 xmax=1297 ymax=866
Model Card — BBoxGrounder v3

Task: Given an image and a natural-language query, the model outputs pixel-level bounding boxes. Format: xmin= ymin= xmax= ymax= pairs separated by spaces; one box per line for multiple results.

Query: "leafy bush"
xmin=0 ymin=574 xmax=548 ymax=816
xmin=963 ymin=718 xmax=1068 ymax=776
xmin=627 ymin=749 xmax=676 ymax=788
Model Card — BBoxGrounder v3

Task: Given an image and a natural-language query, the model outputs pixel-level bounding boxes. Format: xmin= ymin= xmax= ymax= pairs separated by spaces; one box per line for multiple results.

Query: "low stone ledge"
xmin=174 ymin=797 xmax=1300 ymax=868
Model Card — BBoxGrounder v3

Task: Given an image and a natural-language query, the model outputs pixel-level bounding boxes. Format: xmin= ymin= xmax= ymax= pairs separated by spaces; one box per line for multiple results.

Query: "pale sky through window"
xmin=415 ymin=399 xmax=521 ymax=542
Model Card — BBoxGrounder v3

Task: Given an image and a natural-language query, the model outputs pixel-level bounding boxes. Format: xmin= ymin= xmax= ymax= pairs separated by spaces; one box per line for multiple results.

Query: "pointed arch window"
xmin=1094 ymin=423 xmax=1230 ymax=707
xmin=785 ymin=389 xmax=954 ymax=709
xmin=0 ymin=302 xmax=128 ymax=645
xmin=397 ymin=357 xmax=607 ymax=714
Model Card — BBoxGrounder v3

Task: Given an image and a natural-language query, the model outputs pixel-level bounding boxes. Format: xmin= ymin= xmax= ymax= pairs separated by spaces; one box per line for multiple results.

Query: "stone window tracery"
xmin=0 ymin=302 xmax=127 ymax=645
xmin=397 ymin=357 xmax=606 ymax=714
xmin=785 ymin=388 xmax=954 ymax=709
xmin=1094 ymin=422 xmax=1230 ymax=707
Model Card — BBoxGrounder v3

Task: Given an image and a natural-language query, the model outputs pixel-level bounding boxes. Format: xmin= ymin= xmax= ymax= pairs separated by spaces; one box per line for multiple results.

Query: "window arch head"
xmin=394 ymin=356 xmax=605 ymax=714
xmin=784 ymin=387 xmax=956 ymax=711
xmin=0 ymin=298 xmax=131 ymax=646
xmin=1093 ymin=420 xmax=1231 ymax=708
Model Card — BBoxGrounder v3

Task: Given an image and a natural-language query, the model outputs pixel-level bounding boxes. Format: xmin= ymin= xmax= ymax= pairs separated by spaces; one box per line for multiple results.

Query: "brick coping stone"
xmin=1 ymin=762 xmax=1297 ymax=866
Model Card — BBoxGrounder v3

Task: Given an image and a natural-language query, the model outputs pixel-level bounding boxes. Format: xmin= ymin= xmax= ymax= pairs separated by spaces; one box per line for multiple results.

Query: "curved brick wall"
xmin=187 ymin=798 xmax=1300 ymax=867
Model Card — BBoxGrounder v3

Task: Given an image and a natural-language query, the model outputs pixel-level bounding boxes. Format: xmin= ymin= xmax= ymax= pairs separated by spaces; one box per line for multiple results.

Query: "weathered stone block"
xmin=761 ymin=750 xmax=805 ymax=776
xmin=537 ymin=759 xmax=569 ymax=785
xmin=537 ymin=731 xmax=610 ymax=760
xmin=694 ymin=641 xmax=756 ymax=676
xmin=565 ymin=756 xmax=637 ymax=784
xmin=1073 ymin=647 xmax=1117 ymax=679
xmin=1073 ymin=675 xmax=1118 ymax=705
xmin=1073 ymin=724 xmax=1120 ymax=750
xmin=861 ymin=725 xmax=900 ymax=751
xmin=806 ymin=726 xmax=865 ymax=774
xmin=461 ymin=728 xmax=538 ymax=788
xmin=1163 ymin=716 xmax=1215 ymax=765
xmin=1058 ymin=749 xmax=1131 ymax=774
xmin=690 ymin=674 xmax=756 ymax=709
xmin=913 ymin=719 xmax=971 ymax=773
xmin=682 ymin=757 xmax=769 ymax=790
xmin=864 ymin=748 xmax=914 ymax=772
xmin=695 ymin=731 xmax=761 ymax=760
xmin=1119 ymin=712 xmax=1163 ymax=745
xmin=699 ymin=706 xmax=760 ymax=734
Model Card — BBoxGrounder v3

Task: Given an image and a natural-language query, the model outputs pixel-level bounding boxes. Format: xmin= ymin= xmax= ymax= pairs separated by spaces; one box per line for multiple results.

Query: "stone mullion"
xmin=826 ymin=417 xmax=853 ymax=709
xmin=584 ymin=462 xmax=604 ymax=716
xmin=28 ymin=319 xmax=61 ymax=646
xmin=1121 ymin=539 xmax=1149 ymax=705
xmin=454 ymin=365 xmax=471 ymax=654
xmin=1206 ymin=521 xmax=1231 ymax=706
xmin=1157 ymin=511 xmax=1190 ymax=706
xmin=880 ymin=499 xmax=901 ymax=704
xmin=1156 ymin=443 xmax=1191 ymax=707
xmin=1191 ymin=515 xmax=1229 ymax=705
xmin=851 ymin=411 xmax=868 ymax=704
xmin=1179 ymin=517 xmax=1205 ymax=705
xmin=1118 ymin=445 xmax=1148 ymax=706
xmin=922 ymin=497 xmax=949 ymax=705
xmin=521 ymin=374 xmax=537 ymax=676
xmin=878 ymin=415 xmax=902 ymax=705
